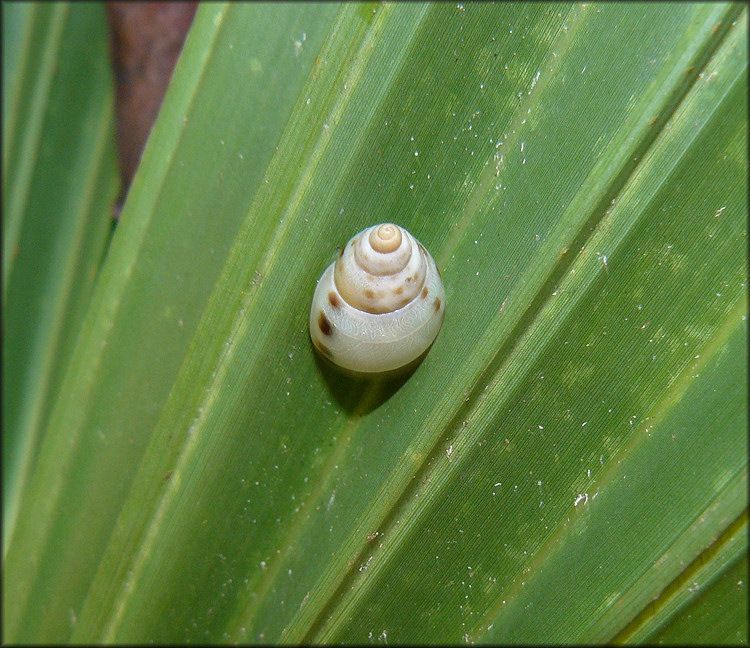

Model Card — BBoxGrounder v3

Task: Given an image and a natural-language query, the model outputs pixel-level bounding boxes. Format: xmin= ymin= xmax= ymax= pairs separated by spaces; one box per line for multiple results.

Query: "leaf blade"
xmin=1 ymin=1 xmax=119 ymax=554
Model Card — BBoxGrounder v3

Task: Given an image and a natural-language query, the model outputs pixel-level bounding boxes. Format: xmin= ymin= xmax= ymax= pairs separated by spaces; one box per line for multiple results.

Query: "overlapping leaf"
xmin=2 ymin=1 xmax=118 ymax=552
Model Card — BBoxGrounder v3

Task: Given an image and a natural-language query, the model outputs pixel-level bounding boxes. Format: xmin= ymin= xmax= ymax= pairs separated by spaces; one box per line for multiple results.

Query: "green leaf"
xmin=2 ymin=1 xmax=118 ymax=550
xmin=621 ymin=514 xmax=748 ymax=644
xmin=640 ymin=550 xmax=749 ymax=645
xmin=3 ymin=2 xmax=747 ymax=644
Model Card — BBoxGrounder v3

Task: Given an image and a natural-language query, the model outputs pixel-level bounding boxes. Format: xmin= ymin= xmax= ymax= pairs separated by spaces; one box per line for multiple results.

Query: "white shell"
xmin=310 ymin=223 xmax=445 ymax=374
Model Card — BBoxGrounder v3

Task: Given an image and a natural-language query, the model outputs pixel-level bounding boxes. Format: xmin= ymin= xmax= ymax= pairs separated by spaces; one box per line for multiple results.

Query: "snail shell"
xmin=310 ymin=223 xmax=445 ymax=374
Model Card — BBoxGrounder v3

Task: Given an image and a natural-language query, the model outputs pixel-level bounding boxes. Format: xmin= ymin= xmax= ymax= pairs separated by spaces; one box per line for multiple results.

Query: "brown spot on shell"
xmin=393 ymin=286 xmax=404 ymax=295
xmin=364 ymin=289 xmax=375 ymax=299
xmin=418 ymin=242 xmax=427 ymax=255
xmin=405 ymin=276 xmax=413 ymax=283
xmin=328 ymin=292 xmax=340 ymax=308
xmin=399 ymin=297 xmax=411 ymax=308
xmin=421 ymin=287 xmax=429 ymax=298
xmin=318 ymin=312 xmax=333 ymax=336
xmin=434 ymin=297 xmax=441 ymax=311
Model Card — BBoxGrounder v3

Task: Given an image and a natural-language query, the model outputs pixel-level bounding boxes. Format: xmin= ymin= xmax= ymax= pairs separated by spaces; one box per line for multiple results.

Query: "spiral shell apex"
xmin=310 ymin=223 xmax=445 ymax=374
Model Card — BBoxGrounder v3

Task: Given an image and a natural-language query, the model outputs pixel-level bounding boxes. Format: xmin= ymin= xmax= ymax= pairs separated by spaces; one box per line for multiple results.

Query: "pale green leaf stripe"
xmin=2 ymin=2 xmax=119 ymax=553
xmin=2 ymin=2 xmax=68 ymax=295
xmin=2 ymin=3 xmax=341 ymax=642
xmin=3 ymin=89 xmax=118 ymax=554
xmin=2 ymin=2 xmax=34 ymax=167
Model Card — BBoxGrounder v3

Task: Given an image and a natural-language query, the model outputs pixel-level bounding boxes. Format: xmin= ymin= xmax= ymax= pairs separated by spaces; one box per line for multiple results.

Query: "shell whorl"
xmin=334 ymin=223 xmax=425 ymax=314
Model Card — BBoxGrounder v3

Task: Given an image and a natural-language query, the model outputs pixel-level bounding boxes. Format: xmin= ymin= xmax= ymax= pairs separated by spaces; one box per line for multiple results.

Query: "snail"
xmin=309 ymin=223 xmax=445 ymax=374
